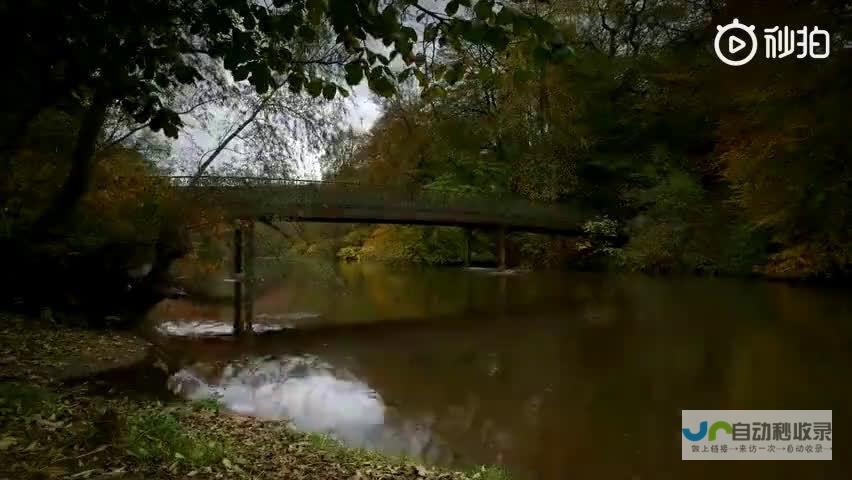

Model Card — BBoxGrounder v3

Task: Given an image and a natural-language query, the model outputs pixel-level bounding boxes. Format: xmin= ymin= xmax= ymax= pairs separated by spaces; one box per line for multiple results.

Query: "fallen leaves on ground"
xmin=0 ymin=313 xmax=150 ymax=384
xmin=0 ymin=314 xmax=509 ymax=480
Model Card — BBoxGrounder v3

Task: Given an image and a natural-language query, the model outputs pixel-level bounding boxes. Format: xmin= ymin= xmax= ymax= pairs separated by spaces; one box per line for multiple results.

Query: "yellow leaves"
xmin=39 ymin=466 xmax=68 ymax=478
xmin=760 ymin=242 xmax=851 ymax=279
xmin=0 ymin=436 xmax=18 ymax=450
xmin=649 ymin=71 xmax=695 ymax=84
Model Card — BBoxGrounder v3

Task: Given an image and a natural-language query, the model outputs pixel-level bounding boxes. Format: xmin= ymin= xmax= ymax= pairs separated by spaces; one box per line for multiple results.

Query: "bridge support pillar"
xmin=232 ymin=222 xmax=244 ymax=335
xmin=497 ymin=226 xmax=507 ymax=271
xmin=244 ymin=219 xmax=255 ymax=335
xmin=464 ymin=228 xmax=472 ymax=267
xmin=232 ymin=219 xmax=256 ymax=336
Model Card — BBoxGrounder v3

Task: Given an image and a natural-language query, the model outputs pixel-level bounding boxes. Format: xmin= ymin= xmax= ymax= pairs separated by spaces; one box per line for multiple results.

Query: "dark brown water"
xmin=148 ymin=263 xmax=852 ymax=479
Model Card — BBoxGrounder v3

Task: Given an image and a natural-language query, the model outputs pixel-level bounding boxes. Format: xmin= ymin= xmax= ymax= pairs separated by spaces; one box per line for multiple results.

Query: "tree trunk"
xmin=1 ymin=102 xmax=42 ymax=155
xmin=29 ymin=88 xmax=112 ymax=238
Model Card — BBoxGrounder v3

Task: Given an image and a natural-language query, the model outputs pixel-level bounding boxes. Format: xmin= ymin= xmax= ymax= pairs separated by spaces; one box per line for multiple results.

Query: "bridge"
xmin=168 ymin=176 xmax=588 ymax=335
xmin=171 ymin=176 xmax=585 ymax=234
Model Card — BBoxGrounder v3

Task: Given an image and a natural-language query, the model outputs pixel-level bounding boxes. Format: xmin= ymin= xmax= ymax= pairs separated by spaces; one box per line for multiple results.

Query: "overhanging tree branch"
xmin=190 ymin=83 xmax=282 ymax=184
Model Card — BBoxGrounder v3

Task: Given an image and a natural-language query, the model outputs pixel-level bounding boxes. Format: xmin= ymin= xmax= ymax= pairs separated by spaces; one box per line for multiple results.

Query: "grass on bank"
xmin=0 ymin=381 xmax=514 ymax=480
xmin=126 ymin=407 xmax=226 ymax=467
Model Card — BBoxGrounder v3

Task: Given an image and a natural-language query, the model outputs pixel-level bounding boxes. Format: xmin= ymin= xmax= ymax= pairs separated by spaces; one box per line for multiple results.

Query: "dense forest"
xmin=1 ymin=0 xmax=851 ymax=321
xmin=326 ymin=1 xmax=852 ymax=279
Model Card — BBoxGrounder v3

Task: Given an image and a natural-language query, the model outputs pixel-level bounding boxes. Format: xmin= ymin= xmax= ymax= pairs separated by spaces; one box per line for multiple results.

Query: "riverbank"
xmin=0 ymin=314 xmax=509 ymax=480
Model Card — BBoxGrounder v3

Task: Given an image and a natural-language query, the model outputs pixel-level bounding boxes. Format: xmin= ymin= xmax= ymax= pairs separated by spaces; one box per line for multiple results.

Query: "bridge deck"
xmin=173 ymin=177 xmax=584 ymax=234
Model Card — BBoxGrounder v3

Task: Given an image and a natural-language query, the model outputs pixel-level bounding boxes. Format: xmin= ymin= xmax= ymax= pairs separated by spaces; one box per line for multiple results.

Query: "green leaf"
xmin=344 ymin=62 xmax=363 ymax=85
xmin=287 ymin=73 xmax=304 ymax=92
xmin=280 ymin=13 xmax=299 ymax=38
xmin=483 ymin=28 xmax=509 ymax=50
xmin=496 ymin=6 xmax=516 ymax=26
xmin=445 ymin=1 xmax=460 ymax=16
xmin=249 ymin=62 xmax=272 ymax=93
xmin=398 ymin=67 xmax=414 ymax=82
xmin=322 ymin=83 xmax=337 ymax=100
xmin=242 ymin=13 xmax=256 ymax=30
xmin=422 ymin=85 xmax=446 ymax=100
xmin=163 ymin=122 xmax=179 ymax=139
xmin=512 ymin=16 xmax=530 ymax=36
xmin=298 ymin=25 xmax=317 ymax=42
xmin=174 ymin=65 xmax=199 ymax=84
xmin=444 ymin=62 xmax=465 ymax=84
xmin=400 ymin=26 xmax=417 ymax=42
xmin=254 ymin=78 xmax=269 ymax=94
xmin=307 ymin=0 xmax=326 ymax=24
xmin=532 ymin=45 xmax=550 ymax=64
xmin=232 ymin=66 xmax=249 ymax=82
xmin=552 ymin=45 xmax=575 ymax=63
xmin=474 ymin=1 xmax=493 ymax=20
xmin=530 ymin=17 xmax=555 ymax=38
xmin=367 ymin=68 xmax=396 ymax=97
xmin=306 ymin=79 xmax=323 ymax=97
xmin=155 ymin=73 xmax=170 ymax=88
xmin=381 ymin=5 xmax=400 ymax=29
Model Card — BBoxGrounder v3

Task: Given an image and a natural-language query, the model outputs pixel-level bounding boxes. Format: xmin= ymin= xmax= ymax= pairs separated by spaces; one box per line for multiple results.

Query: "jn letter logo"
xmin=683 ymin=421 xmax=733 ymax=441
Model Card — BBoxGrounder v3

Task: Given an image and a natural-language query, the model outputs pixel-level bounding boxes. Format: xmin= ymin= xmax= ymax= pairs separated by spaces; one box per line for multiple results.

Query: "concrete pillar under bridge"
xmin=464 ymin=228 xmax=472 ymax=267
xmin=496 ymin=226 xmax=507 ymax=271
xmin=232 ymin=219 xmax=256 ymax=336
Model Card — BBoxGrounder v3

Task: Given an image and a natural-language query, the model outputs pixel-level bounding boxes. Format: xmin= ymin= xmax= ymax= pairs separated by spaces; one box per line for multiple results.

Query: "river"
xmin=147 ymin=262 xmax=851 ymax=479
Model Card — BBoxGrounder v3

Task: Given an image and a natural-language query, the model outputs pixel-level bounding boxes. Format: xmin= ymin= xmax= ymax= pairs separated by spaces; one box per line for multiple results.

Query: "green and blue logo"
xmin=682 ymin=421 xmax=733 ymax=442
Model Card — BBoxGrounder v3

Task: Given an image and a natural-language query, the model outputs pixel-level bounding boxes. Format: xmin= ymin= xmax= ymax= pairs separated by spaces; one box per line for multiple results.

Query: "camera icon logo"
xmin=714 ymin=18 xmax=758 ymax=66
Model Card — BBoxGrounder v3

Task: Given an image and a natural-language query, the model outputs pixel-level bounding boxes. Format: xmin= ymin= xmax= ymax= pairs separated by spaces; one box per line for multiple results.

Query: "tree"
xmin=324 ymin=0 xmax=852 ymax=276
xmin=2 ymin=0 xmax=565 ymax=235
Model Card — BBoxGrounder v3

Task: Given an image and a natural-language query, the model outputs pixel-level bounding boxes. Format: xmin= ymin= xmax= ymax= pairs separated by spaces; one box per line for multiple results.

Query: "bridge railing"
xmin=164 ymin=176 xmax=582 ymax=230
xmin=164 ymin=176 xmax=357 ymax=188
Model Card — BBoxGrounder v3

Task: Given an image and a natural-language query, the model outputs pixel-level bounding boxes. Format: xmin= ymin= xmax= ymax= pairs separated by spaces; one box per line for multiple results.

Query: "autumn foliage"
xmin=327 ymin=0 xmax=852 ymax=279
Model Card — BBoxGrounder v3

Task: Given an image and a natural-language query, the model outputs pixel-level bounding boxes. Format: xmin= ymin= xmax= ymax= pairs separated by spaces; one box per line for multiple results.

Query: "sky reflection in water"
xmin=169 ymin=354 xmax=450 ymax=463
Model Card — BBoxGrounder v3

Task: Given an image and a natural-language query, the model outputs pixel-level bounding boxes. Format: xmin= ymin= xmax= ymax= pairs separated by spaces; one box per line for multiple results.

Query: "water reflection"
xmin=150 ymin=267 xmax=852 ymax=479
xmin=157 ymin=320 xmax=289 ymax=336
xmin=169 ymin=355 xmax=453 ymax=463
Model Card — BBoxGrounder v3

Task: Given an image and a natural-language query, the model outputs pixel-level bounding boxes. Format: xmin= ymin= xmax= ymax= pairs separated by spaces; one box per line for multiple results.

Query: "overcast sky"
xmin=168 ymin=82 xmax=381 ymax=180
xmin=168 ymin=1 xmax=450 ymax=179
